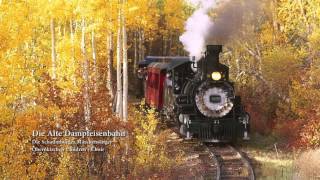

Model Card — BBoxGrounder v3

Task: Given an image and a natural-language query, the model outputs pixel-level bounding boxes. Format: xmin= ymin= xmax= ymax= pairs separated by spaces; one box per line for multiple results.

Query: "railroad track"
xmin=161 ymin=117 xmax=255 ymax=179
xmin=205 ymin=143 xmax=255 ymax=180
xmin=168 ymin=127 xmax=255 ymax=180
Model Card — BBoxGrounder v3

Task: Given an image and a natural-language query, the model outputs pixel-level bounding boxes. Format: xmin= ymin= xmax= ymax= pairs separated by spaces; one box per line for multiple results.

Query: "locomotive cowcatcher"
xmin=137 ymin=45 xmax=250 ymax=142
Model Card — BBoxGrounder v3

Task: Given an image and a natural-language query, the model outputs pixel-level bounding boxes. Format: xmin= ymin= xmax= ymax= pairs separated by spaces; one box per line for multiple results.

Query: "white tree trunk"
xmin=81 ymin=18 xmax=91 ymax=123
xmin=107 ymin=3 xmax=114 ymax=101
xmin=168 ymin=32 xmax=172 ymax=56
xmin=133 ymin=31 xmax=137 ymax=75
xmin=63 ymin=25 xmax=66 ymax=37
xmin=50 ymin=18 xmax=57 ymax=80
xmin=58 ymin=25 xmax=61 ymax=38
xmin=116 ymin=5 xmax=123 ymax=119
xmin=163 ymin=36 xmax=167 ymax=56
xmin=122 ymin=2 xmax=128 ymax=122
xmin=148 ymin=39 xmax=153 ymax=56
xmin=70 ymin=19 xmax=77 ymax=86
xmin=235 ymin=58 xmax=241 ymax=80
xmin=107 ymin=32 xmax=114 ymax=100
xmin=138 ymin=30 xmax=145 ymax=61
xmin=141 ymin=30 xmax=145 ymax=58
xmin=91 ymin=30 xmax=98 ymax=93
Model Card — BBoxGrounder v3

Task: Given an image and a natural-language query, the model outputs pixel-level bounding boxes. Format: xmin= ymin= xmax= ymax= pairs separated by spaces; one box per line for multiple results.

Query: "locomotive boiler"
xmin=138 ymin=45 xmax=250 ymax=142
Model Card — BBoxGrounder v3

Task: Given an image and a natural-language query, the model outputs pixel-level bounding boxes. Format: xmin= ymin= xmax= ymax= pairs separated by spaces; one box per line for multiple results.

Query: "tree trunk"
xmin=138 ymin=30 xmax=141 ymax=61
xmin=107 ymin=3 xmax=114 ymax=101
xmin=142 ymin=31 xmax=145 ymax=58
xmin=81 ymin=18 xmax=91 ymax=123
xmin=70 ymin=19 xmax=77 ymax=86
xmin=168 ymin=32 xmax=172 ymax=56
xmin=58 ymin=25 xmax=62 ymax=37
xmin=116 ymin=4 xmax=123 ymax=119
xmin=91 ymin=30 xmax=98 ymax=93
xmin=50 ymin=18 xmax=57 ymax=80
xmin=298 ymin=0 xmax=310 ymax=34
xmin=122 ymin=1 xmax=128 ymax=122
xmin=163 ymin=36 xmax=167 ymax=56
xmin=235 ymin=57 xmax=241 ymax=80
xmin=138 ymin=30 xmax=145 ymax=60
xmin=297 ymin=0 xmax=313 ymax=67
xmin=107 ymin=32 xmax=114 ymax=100
xmin=256 ymin=44 xmax=262 ymax=73
xmin=149 ymin=40 xmax=153 ymax=56
xmin=133 ymin=31 xmax=137 ymax=75
xmin=243 ymin=43 xmax=262 ymax=74
xmin=63 ymin=24 xmax=66 ymax=37
xmin=271 ymin=0 xmax=279 ymax=43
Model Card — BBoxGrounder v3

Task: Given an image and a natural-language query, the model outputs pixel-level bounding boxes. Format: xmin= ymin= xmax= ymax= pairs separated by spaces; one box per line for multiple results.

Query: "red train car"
xmin=140 ymin=56 xmax=190 ymax=110
xmin=145 ymin=63 xmax=166 ymax=109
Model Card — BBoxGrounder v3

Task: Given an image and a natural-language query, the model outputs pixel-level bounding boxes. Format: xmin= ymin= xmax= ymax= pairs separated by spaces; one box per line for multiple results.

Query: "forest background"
xmin=0 ymin=0 xmax=319 ymax=178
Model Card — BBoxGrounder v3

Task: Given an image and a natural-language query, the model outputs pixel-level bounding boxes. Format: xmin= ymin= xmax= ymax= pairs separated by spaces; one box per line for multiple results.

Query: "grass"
xmin=239 ymin=133 xmax=297 ymax=180
xmin=294 ymin=149 xmax=320 ymax=180
xmin=250 ymin=151 xmax=294 ymax=180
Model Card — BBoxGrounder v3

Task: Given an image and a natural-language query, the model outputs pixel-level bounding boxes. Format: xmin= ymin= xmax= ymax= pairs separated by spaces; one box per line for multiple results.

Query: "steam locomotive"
xmin=137 ymin=45 xmax=250 ymax=142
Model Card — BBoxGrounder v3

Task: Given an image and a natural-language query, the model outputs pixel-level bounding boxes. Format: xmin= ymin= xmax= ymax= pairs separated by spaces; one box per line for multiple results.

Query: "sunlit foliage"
xmin=223 ymin=0 xmax=320 ymax=147
xmin=0 ymin=0 xmax=186 ymax=178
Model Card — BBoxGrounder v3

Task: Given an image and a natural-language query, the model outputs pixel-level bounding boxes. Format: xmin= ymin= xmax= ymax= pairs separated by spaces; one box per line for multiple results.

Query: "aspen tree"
xmin=70 ymin=19 xmax=77 ymax=86
xmin=163 ymin=36 xmax=167 ymax=56
xmin=168 ymin=32 xmax=172 ymax=55
xmin=107 ymin=32 xmax=114 ymax=99
xmin=107 ymin=2 xmax=114 ymax=100
xmin=50 ymin=18 xmax=57 ymax=81
xmin=116 ymin=1 xmax=123 ymax=119
xmin=122 ymin=0 xmax=128 ymax=121
xmin=133 ymin=31 xmax=137 ymax=74
xmin=141 ymin=31 xmax=145 ymax=59
xmin=81 ymin=18 xmax=91 ymax=123
xmin=91 ymin=30 xmax=98 ymax=93
xmin=138 ymin=30 xmax=144 ymax=62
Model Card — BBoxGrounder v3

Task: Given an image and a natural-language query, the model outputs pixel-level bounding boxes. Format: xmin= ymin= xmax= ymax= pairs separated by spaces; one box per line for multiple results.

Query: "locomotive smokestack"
xmin=197 ymin=45 xmax=223 ymax=80
xmin=206 ymin=45 xmax=222 ymax=64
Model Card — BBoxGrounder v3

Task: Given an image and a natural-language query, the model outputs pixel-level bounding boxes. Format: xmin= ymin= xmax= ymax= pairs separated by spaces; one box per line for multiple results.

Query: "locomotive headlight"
xmin=211 ymin=72 xmax=222 ymax=81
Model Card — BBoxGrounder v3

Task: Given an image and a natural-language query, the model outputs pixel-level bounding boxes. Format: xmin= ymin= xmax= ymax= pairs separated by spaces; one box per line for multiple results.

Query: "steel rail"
xmin=205 ymin=144 xmax=255 ymax=180
xmin=204 ymin=144 xmax=221 ymax=180
xmin=228 ymin=145 xmax=255 ymax=180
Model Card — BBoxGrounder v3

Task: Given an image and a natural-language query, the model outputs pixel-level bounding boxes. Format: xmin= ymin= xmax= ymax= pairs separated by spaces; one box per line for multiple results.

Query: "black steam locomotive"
xmin=138 ymin=45 xmax=250 ymax=142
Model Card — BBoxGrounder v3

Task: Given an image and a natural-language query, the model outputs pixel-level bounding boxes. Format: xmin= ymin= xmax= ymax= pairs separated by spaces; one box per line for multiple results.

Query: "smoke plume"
xmin=180 ymin=0 xmax=259 ymax=60
xmin=179 ymin=0 xmax=217 ymax=60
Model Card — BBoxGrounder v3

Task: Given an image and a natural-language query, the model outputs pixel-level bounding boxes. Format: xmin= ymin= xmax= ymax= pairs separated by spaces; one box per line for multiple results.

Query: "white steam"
xmin=180 ymin=0 xmax=219 ymax=60
xmin=180 ymin=0 xmax=259 ymax=61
